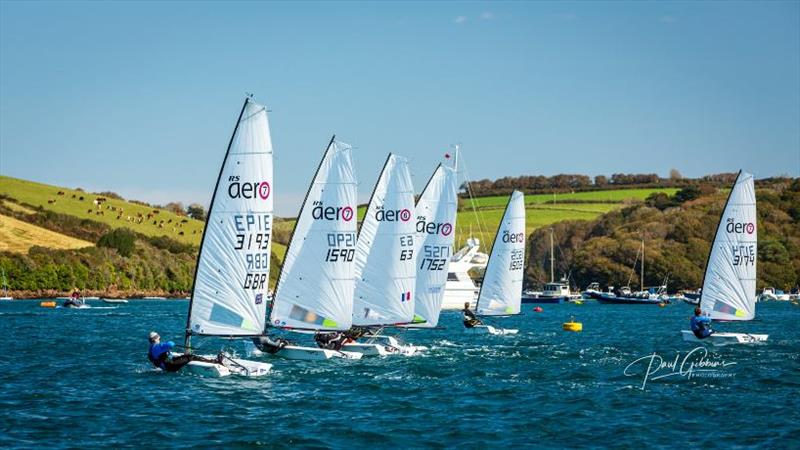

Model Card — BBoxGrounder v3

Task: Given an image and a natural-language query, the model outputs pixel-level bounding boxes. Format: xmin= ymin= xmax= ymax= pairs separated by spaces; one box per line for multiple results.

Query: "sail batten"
xmin=188 ymin=99 xmax=273 ymax=337
xmin=410 ymin=164 xmax=458 ymax=328
xmin=700 ymin=171 xmax=758 ymax=321
xmin=476 ymin=190 xmax=525 ymax=316
xmin=352 ymin=154 xmax=417 ymax=326
xmin=269 ymin=140 xmax=358 ymax=331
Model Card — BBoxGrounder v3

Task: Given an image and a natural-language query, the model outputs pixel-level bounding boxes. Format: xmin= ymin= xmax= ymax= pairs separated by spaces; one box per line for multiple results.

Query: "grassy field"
xmin=0 ymin=214 xmax=94 ymax=253
xmin=0 ymin=176 xmax=205 ymax=245
xmin=465 ymin=188 xmax=679 ymax=209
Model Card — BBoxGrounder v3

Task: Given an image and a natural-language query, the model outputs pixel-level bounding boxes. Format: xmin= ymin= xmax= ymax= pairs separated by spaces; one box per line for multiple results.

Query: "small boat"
xmin=758 ymin=287 xmax=790 ymax=301
xmin=522 ymin=229 xmax=580 ymax=304
xmin=680 ymin=171 xmax=767 ymax=346
xmin=102 ymin=298 xmax=129 ymax=304
xmin=466 ymin=190 xmax=525 ymax=335
xmin=522 ymin=282 xmax=571 ymax=304
xmin=589 ymin=239 xmax=669 ymax=305
xmin=180 ymin=97 xmax=279 ymax=376
xmin=0 ymin=268 xmax=12 ymax=300
xmin=142 ymin=296 xmax=167 ymax=300
xmin=581 ymin=282 xmax=601 ymax=298
xmin=83 ymin=296 xmax=100 ymax=300
xmin=255 ymin=136 xmax=363 ymax=361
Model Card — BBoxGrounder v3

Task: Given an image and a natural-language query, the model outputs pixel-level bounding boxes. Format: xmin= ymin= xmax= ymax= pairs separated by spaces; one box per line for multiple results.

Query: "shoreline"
xmin=5 ymin=289 xmax=190 ymax=300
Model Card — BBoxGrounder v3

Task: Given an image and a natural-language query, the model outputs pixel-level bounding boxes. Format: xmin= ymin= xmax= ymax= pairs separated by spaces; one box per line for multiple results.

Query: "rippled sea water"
xmin=1 ymin=299 xmax=798 ymax=448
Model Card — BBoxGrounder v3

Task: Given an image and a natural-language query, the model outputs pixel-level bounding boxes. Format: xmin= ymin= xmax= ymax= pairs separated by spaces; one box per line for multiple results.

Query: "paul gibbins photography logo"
xmin=624 ymin=347 xmax=737 ymax=390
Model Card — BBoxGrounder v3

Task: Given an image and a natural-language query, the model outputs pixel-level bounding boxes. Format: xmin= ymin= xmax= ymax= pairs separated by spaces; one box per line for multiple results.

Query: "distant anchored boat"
xmin=586 ymin=238 xmax=669 ymax=305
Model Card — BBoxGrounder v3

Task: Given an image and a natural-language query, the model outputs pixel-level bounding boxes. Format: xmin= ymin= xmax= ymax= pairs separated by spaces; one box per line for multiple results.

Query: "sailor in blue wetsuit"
xmin=690 ymin=308 xmax=714 ymax=339
xmin=147 ymin=332 xmax=218 ymax=372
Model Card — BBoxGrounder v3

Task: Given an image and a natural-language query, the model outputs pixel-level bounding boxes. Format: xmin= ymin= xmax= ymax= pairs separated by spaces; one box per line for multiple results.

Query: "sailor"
xmin=147 ymin=331 xmax=219 ymax=372
xmin=63 ymin=289 xmax=82 ymax=308
xmin=462 ymin=302 xmax=482 ymax=328
xmin=314 ymin=332 xmax=346 ymax=350
xmin=690 ymin=307 xmax=714 ymax=339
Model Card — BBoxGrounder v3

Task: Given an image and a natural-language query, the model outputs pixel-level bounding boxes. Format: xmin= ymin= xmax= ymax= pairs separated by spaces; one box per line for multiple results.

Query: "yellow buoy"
xmin=573 ymin=300 xmax=583 ymax=305
xmin=40 ymin=301 xmax=56 ymax=308
xmin=562 ymin=317 xmax=583 ymax=332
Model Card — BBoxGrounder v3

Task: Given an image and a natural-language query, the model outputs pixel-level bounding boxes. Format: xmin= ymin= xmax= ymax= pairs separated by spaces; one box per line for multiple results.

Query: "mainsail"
xmin=701 ymin=171 xmax=758 ymax=321
xmin=187 ymin=98 xmax=273 ymax=338
xmin=352 ymin=154 xmax=417 ymax=326
xmin=269 ymin=138 xmax=358 ymax=331
xmin=476 ymin=190 xmax=525 ymax=316
xmin=411 ymin=164 xmax=458 ymax=327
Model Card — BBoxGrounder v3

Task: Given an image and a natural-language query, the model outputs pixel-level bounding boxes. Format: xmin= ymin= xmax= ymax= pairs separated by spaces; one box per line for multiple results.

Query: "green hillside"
xmin=0 ymin=175 xmax=204 ymax=245
xmin=466 ymin=188 xmax=679 ymax=209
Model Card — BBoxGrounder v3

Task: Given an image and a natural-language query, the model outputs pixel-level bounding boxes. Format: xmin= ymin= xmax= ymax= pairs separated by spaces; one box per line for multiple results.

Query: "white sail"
xmin=352 ymin=154 xmax=417 ymax=326
xmin=411 ymin=164 xmax=458 ymax=327
xmin=701 ymin=171 xmax=757 ymax=321
xmin=476 ymin=190 xmax=525 ymax=316
xmin=269 ymin=139 xmax=358 ymax=331
xmin=188 ymin=99 xmax=273 ymax=336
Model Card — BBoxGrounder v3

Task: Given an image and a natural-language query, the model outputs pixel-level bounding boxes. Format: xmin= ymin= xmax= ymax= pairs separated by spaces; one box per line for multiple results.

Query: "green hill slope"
xmin=0 ymin=176 xmax=204 ymax=245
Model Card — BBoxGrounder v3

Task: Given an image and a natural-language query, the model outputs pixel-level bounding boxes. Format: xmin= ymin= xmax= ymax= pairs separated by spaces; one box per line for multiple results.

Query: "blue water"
xmin=1 ymin=300 xmax=798 ymax=448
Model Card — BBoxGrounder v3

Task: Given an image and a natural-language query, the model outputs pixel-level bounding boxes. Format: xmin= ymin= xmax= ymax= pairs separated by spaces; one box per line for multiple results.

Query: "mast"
xmin=184 ymin=97 xmax=250 ymax=351
xmin=550 ymin=228 xmax=555 ymax=283
xmin=641 ymin=237 xmax=645 ymax=290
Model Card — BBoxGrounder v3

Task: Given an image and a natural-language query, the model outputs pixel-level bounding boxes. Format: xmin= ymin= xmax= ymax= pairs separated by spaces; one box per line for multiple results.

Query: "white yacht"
xmin=441 ymin=237 xmax=488 ymax=310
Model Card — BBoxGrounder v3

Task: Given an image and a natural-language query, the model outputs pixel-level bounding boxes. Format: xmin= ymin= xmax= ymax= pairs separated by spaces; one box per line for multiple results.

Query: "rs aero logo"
xmin=502 ymin=230 xmax=525 ymax=243
xmin=726 ymin=218 xmax=755 ymax=234
xmin=312 ymin=201 xmax=354 ymax=221
xmin=375 ymin=206 xmax=411 ymax=222
xmin=228 ymin=176 xmax=270 ymax=200
xmin=416 ymin=217 xmax=453 ymax=236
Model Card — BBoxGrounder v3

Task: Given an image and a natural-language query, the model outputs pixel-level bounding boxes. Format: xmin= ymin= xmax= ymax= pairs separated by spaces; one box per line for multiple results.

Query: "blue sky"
xmin=1 ymin=1 xmax=798 ymax=216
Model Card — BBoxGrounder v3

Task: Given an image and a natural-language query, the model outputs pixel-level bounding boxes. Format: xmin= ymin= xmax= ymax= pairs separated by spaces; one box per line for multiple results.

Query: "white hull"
xmin=0 ymin=297 xmax=12 ymax=301
xmin=681 ymin=330 xmax=768 ymax=346
xmin=343 ymin=336 xmax=426 ymax=357
xmin=441 ymin=287 xmax=477 ymax=310
xmin=273 ymin=345 xmax=363 ymax=361
xmin=184 ymin=356 xmax=272 ymax=378
xmin=102 ymin=298 xmax=129 ymax=304
xmin=464 ymin=325 xmax=518 ymax=335
xmin=342 ymin=343 xmax=392 ymax=356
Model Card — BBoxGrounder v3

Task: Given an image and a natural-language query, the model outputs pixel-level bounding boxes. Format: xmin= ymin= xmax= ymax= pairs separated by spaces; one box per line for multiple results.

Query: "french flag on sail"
xmin=400 ymin=291 xmax=412 ymax=302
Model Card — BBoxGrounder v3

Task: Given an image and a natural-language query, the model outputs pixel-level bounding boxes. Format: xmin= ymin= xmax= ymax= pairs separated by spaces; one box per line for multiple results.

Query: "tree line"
xmin=461 ymin=171 xmax=744 ymax=197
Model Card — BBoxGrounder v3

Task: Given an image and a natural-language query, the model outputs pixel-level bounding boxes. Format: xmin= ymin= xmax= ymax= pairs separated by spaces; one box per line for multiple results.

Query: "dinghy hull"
xmin=464 ymin=325 xmax=518 ymax=335
xmin=184 ymin=356 xmax=272 ymax=378
xmin=274 ymin=345 xmax=363 ymax=361
xmin=681 ymin=330 xmax=768 ymax=346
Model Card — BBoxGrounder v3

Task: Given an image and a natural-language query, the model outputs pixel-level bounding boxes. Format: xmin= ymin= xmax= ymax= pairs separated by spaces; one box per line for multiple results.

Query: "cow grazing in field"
xmin=57 ymin=191 xmax=65 ymax=196
xmin=152 ymin=210 xmax=159 ymax=215
xmin=78 ymin=196 xmax=84 ymax=201
xmin=179 ymin=231 xmax=185 ymax=236
xmin=71 ymin=194 xmax=76 ymax=199
xmin=48 ymin=199 xmax=56 ymax=204
xmin=87 ymin=208 xmax=93 ymax=214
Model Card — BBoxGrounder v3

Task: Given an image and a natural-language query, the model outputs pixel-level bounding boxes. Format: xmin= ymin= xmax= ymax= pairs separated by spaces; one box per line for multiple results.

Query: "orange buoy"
xmin=533 ymin=306 xmax=543 ymax=313
xmin=40 ymin=301 xmax=56 ymax=308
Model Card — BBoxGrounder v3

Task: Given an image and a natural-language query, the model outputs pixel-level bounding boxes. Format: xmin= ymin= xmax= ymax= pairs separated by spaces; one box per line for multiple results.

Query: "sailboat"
xmin=408 ymin=162 xmax=459 ymax=328
xmin=0 ymin=268 xmax=12 ymax=300
xmin=681 ymin=171 xmax=768 ymax=345
xmin=522 ymin=228 xmax=581 ymax=304
xmin=179 ymin=97 xmax=275 ymax=377
xmin=341 ymin=154 xmax=421 ymax=356
xmin=588 ymin=238 xmax=668 ymax=304
xmin=252 ymin=137 xmax=363 ymax=360
xmin=465 ymin=190 xmax=525 ymax=335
